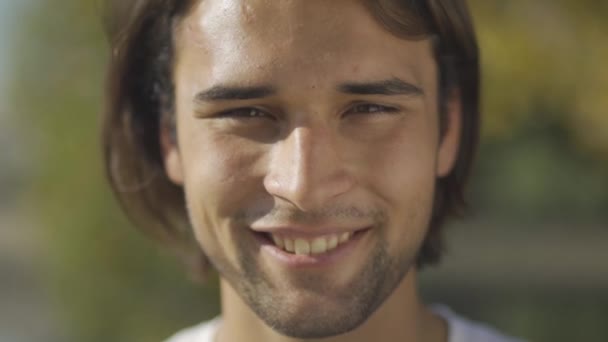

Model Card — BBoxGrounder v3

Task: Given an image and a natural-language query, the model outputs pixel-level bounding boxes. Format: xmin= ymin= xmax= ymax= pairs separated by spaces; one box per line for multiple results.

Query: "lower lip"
xmin=252 ymin=229 xmax=370 ymax=268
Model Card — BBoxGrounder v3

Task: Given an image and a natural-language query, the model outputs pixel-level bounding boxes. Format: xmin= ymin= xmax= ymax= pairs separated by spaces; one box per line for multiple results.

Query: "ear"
xmin=436 ymin=89 xmax=462 ymax=177
xmin=160 ymin=123 xmax=184 ymax=185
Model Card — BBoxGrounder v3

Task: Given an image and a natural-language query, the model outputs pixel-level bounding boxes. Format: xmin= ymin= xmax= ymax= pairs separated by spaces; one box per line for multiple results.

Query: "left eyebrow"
xmin=194 ymin=85 xmax=277 ymax=102
xmin=337 ymin=77 xmax=424 ymax=96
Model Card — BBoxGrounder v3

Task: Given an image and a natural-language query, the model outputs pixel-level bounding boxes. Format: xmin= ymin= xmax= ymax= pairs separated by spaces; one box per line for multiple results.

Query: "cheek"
xmin=181 ymin=129 xmax=265 ymax=201
xmin=361 ymin=114 xmax=438 ymax=194
xmin=359 ymin=120 xmax=438 ymax=248
xmin=370 ymin=141 xmax=436 ymax=212
xmin=178 ymin=129 xmax=267 ymax=258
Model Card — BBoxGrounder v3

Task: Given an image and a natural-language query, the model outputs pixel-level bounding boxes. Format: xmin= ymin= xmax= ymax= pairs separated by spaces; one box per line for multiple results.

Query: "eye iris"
xmin=357 ymin=104 xmax=381 ymax=113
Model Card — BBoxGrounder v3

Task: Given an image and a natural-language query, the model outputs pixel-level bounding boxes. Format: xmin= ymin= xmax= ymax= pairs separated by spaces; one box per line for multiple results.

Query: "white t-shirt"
xmin=166 ymin=305 xmax=524 ymax=342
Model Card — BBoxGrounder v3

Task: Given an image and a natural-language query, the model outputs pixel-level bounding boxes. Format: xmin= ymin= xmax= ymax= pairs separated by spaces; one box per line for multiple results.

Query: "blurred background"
xmin=1 ymin=0 xmax=607 ymax=341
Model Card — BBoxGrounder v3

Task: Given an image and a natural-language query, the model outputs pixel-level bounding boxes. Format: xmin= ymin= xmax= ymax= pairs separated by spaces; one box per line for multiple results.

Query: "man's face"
xmin=165 ymin=0 xmax=459 ymax=338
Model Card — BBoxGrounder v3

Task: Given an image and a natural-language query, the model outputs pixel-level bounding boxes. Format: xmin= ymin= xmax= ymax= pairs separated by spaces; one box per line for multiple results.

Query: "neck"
xmin=216 ymin=268 xmax=446 ymax=342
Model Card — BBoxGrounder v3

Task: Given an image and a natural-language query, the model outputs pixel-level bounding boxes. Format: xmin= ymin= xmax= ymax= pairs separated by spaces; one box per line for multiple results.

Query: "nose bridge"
xmin=264 ymin=123 xmax=353 ymax=210
xmin=288 ymin=126 xmax=316 ymax=186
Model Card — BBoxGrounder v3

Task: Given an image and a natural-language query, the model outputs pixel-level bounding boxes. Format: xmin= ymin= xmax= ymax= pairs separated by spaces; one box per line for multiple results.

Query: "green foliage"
xmin=471 ymin=0 xmax=608 ymax=160
xmin=8 ymin=0 xmax=607 ymax=341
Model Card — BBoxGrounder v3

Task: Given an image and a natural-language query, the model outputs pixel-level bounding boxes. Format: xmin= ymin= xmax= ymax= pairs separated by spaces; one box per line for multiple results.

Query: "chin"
xmin=259 ymin=300 xmax=370 ymax=339
xmin=236 ymin=242 xmax=413 ymax=339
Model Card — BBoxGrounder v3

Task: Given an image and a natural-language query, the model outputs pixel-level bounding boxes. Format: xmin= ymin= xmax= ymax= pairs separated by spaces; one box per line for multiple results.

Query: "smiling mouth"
xmin=256 ymin=230 xmax=368 ymax=256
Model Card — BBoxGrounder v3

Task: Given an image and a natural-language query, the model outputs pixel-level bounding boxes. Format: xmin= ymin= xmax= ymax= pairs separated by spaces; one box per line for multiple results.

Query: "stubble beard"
xmin=223 ymin=232 xmax=416 ymax=339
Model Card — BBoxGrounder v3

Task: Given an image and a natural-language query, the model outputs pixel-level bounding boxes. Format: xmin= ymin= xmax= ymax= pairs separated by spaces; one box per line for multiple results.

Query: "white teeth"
xmin=339 ymin=232 xmax=351 ymax=243
xmin=310 ymin=237 xmax=327 ymax=254
xmin=272 ymin=235 xmax=285 ymax=248
xmin=269 ymin=231 xmax=356 ymax=255
xmin=284 ymin=238 xmax=295 ymax=253
xmin=294 ymin=239 xmax=310 ymax=255
xmin=327 ymin=235 xmax=338 ymax=250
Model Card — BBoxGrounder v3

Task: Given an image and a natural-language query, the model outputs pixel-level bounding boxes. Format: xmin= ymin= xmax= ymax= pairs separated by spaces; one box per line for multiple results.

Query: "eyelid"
xmin=344 ymin=102 xmax=400 ymax=115
xmin=216 ymin=106 xmax=277 ymax=120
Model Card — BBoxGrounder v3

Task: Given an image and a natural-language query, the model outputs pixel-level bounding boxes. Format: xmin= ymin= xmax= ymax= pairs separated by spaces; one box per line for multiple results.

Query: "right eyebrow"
xmin=194 ymin=85 xmax=277 ymax=102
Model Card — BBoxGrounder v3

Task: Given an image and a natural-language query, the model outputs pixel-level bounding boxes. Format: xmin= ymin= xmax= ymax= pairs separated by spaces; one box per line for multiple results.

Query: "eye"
xmin=217 ymin=107 xmax=276 ymax=121
xmin=346 ymin=103 xmax=398 ymax=116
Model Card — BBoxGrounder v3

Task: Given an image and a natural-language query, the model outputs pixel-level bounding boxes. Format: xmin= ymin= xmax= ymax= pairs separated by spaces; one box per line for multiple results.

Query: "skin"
xmin=162 ymin=0 xmax=461 ymax=341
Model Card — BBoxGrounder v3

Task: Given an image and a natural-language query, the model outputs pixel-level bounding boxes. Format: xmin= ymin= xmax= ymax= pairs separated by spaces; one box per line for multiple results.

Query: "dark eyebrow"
xmin=337 ymin=77 xmax=423 ymax=96
xmin=194 ymin=85 xmax=277 ymax=102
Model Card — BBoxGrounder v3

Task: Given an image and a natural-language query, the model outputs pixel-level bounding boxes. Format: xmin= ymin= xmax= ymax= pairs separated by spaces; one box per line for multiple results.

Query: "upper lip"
xmin=250 ymin=225 xmax=371 ymax=238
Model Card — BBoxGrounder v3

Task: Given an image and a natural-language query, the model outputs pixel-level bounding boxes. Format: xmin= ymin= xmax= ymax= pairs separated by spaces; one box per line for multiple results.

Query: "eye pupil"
xmin=356 ymin=104 xmax=382 ymax=113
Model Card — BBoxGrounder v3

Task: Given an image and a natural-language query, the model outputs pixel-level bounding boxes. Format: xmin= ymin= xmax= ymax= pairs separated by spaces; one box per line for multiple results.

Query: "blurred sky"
xmin=0 ymin=3 xmax=56 ymax=342
xmin=1 ymin=0 xmax=28 ymax=166
xmin=1 ymin=0 xmax=29 ymax=203
xmin=0 ymin=0 xmax=25 ymax=107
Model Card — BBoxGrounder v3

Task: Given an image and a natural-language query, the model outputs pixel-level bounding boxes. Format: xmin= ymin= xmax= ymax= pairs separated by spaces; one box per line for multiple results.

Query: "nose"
xmin=263 ymin=125 xmax=355 ymax=211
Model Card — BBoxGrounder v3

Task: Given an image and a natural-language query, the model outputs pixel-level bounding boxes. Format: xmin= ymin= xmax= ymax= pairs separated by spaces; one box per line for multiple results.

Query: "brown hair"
xmin=102 ymin=0 xmax=479 ymax=277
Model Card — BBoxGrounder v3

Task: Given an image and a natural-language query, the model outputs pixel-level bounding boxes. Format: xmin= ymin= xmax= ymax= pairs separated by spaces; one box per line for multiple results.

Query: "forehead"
xmin=175 ymin=0 xmax=435 ymax=87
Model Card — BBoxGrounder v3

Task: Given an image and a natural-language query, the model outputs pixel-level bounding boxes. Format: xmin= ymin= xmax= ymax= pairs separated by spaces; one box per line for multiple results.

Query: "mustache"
xmin=233 ymin=206 xmax=387 ymax=225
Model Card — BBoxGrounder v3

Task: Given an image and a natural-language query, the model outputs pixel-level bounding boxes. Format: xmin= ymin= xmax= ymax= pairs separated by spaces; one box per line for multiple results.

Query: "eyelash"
xmin=216 ymin=103 xmax=397 ymax=120
xmin=346 ymin=103 xmax=398 ymax=115
xmin=217 ymin=107 xmax=275 ymax=120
